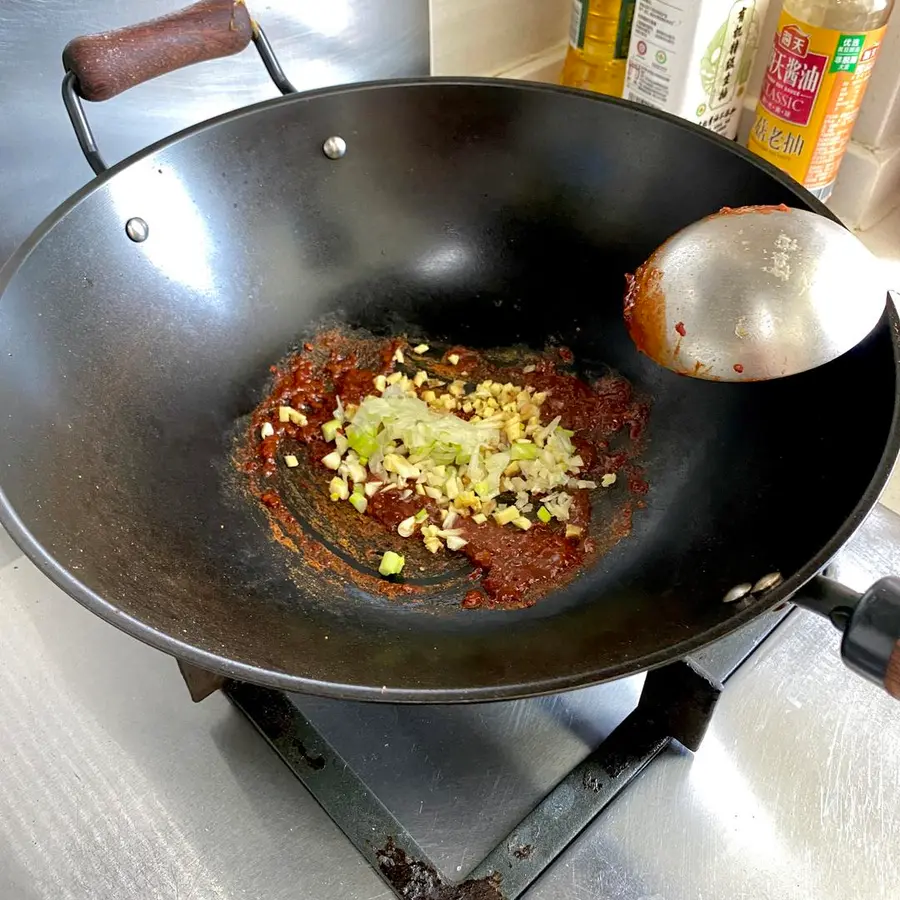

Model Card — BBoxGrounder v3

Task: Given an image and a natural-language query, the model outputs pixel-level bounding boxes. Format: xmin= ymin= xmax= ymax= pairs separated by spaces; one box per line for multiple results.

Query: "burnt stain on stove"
xmin=377 ymin=838 xmax=504 ymax=900
xmin=511 ymin=843 xmax=534 ymax=861
xmin=297 ymin=745 xmax=326 ymax=771
xmin=582 ymin=770 xmax=605 ymax=793
xmin=246 ymin=689 xmax=327 ymax=771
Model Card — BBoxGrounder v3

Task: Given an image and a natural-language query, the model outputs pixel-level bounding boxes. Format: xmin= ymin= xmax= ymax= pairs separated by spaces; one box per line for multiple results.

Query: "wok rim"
xmin=1 ymin=76 xmax=899 ymax=702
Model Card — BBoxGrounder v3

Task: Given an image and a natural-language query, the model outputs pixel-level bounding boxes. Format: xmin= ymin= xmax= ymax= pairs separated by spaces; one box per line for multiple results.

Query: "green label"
xmin=614 ymin=0 xmax=637 ymax=59
xmin=830 ymin=33 xmax=865 ymax=73
xmin=570 ymin=0 xmax=589 ymax=49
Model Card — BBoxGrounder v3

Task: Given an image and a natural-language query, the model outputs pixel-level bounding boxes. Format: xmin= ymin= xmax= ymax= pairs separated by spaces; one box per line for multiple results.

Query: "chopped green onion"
xmin=494 ymin=506 xmax=519 ymax=525
xmin=353 ymin=482 xmax=365 ymax=494
xmin=384 ymin=453 xmax=420 ymax=479
xmin=510 ymin=441 xmax=538 ymax=460
xmin=260 ymin=422 xmax=275 ymax=439
xmin=322 ymin=451 xmax=342 ymax=470
xmin=347 ymin=425 xmax=379 ymax=459
xmin=431 ymin=441 xmax=461 ymax=465
xmin=414 ymin=508 xmax=428 ymax=523
xmin=378 ymin=551 xmax=405 ymax=577
xmin=537 ymin=506 xmax=552 ymax=524
xmin=284 ymin=454 xmax=299 ymax=468
xmin=329 ymin=477 xmax=349 ymax=500
xmin=322 ymin=419 xmax=341 ymax=442
xmin=349 ymin=492 xmax=368 ymax=514
xmin=346 ymin=461 xmax=367 ymax=484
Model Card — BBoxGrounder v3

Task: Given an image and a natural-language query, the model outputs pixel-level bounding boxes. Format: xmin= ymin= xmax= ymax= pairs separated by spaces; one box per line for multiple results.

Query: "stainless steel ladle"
xmin=624 ymin=205 xmax=887 ymax=381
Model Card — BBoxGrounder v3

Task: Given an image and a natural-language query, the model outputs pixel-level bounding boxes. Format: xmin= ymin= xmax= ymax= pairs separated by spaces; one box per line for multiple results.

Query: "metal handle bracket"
xmin=62 ymin=25 xmax=295 ymax=175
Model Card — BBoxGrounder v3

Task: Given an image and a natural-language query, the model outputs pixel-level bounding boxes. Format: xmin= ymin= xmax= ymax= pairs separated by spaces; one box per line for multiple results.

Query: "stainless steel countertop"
xmin=2 ymin=507 xmax=899 ymax=900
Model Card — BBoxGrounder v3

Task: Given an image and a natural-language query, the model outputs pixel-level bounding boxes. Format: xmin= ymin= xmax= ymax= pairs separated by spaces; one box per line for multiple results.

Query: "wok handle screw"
xmin=323 ymin=136 xmax=347 ymax=160
xmin=125 ymin=217 xmax=149 ymax=242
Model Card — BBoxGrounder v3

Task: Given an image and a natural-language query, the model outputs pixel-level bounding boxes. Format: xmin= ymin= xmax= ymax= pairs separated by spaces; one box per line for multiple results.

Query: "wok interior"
xmin=0 ymin=82 xmax=894 ymax=698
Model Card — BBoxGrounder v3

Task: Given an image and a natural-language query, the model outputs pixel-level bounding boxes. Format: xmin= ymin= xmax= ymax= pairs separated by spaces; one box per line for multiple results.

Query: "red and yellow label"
xmin=746 ymin=11 xmax=885 ymax=200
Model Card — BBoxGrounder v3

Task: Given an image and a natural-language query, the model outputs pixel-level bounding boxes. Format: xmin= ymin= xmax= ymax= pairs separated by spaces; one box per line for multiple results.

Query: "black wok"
xmin=1 ymin=0 xmax=899 ymax=702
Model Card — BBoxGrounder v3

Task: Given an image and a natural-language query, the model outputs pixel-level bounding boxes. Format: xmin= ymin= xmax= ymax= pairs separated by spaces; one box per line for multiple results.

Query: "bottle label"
xmin=614 ymin=1 xmax=637 ymax=60
xmin=747 ymin=10 xmax=885 ymax=197
xmin=623 ymin=0 xmax=760 ymax=140
xmin=568 ymin=0 xmax=637 ymax=57
xmin=569 ymin=0 xmax=588 ymax=50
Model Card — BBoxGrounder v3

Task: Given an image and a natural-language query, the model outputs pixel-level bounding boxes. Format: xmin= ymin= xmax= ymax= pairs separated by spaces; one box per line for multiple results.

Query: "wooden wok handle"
xmin=886 ymin=641 xmax=900 ymax=699
xmin=63 ymin=0 xmax=253 ymax=102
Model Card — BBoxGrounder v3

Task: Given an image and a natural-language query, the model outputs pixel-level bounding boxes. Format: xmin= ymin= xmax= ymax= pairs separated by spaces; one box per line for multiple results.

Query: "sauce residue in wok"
xmin=242 ymin=331 xmax=649 ymax=609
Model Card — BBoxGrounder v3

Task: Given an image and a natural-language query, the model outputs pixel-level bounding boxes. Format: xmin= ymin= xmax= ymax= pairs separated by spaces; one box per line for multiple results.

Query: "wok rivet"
xmin=752 ymin=571 xmax=784 ymax=593
xmin=125 ymin=217 xmax=149 ymax=242
xmin=322 ymin=136 xmax=347 ymax=160
xmin=723 ymin=583 xmax=753 ymax=604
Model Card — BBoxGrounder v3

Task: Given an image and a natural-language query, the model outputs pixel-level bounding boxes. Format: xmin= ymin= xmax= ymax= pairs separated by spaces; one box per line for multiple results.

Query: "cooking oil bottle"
xmin=747 ymin=0 xmax=894 ymax=201
xmin=560 ymin=1 xmax=637 ymax=97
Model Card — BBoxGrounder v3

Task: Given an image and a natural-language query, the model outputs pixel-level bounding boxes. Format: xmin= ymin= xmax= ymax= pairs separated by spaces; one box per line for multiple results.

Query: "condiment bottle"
xmin=623 ymin=0 xmax=767 ymax=139
xmin=746 ymin=0 xmax=895 ymax=201
xmin=560 ymin=1 xmax=637 ymax=97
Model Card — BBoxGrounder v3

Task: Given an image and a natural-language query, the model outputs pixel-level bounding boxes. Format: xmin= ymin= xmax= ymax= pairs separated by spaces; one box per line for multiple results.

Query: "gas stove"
xmin=1 ymin=3 xmax=898 ymax=897
xmin=218 ymin=610 xmax=783 ymax=899
xmin=1 ymin=505 xmax=899 ymax=899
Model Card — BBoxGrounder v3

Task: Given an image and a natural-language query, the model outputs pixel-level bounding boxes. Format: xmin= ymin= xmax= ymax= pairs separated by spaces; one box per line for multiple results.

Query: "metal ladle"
xmin=623 ymin=205 xmax=888 ymax=381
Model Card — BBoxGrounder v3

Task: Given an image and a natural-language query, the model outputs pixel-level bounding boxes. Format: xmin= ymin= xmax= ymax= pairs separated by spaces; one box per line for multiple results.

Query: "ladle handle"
xmin=63 ymin=0 xmax=253 ymax=102
xmin=796 ymin=575 xmax=900 ymax=699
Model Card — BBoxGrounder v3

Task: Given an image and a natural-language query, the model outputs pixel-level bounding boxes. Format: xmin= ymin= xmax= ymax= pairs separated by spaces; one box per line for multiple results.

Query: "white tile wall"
xmin=430 ymin=0 xmax=570 ymax=77
xmin=849 ymin=12 xmax=900 ymax=151
xmin=495 ymin=42 xmax=569 ymax=81
xmin=828 ymin=140 xmax=900 ymax=230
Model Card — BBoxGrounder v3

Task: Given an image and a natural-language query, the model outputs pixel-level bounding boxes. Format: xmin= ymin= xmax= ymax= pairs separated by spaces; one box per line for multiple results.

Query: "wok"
xmin=1 ymin=0 xmax=899 ymax=703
